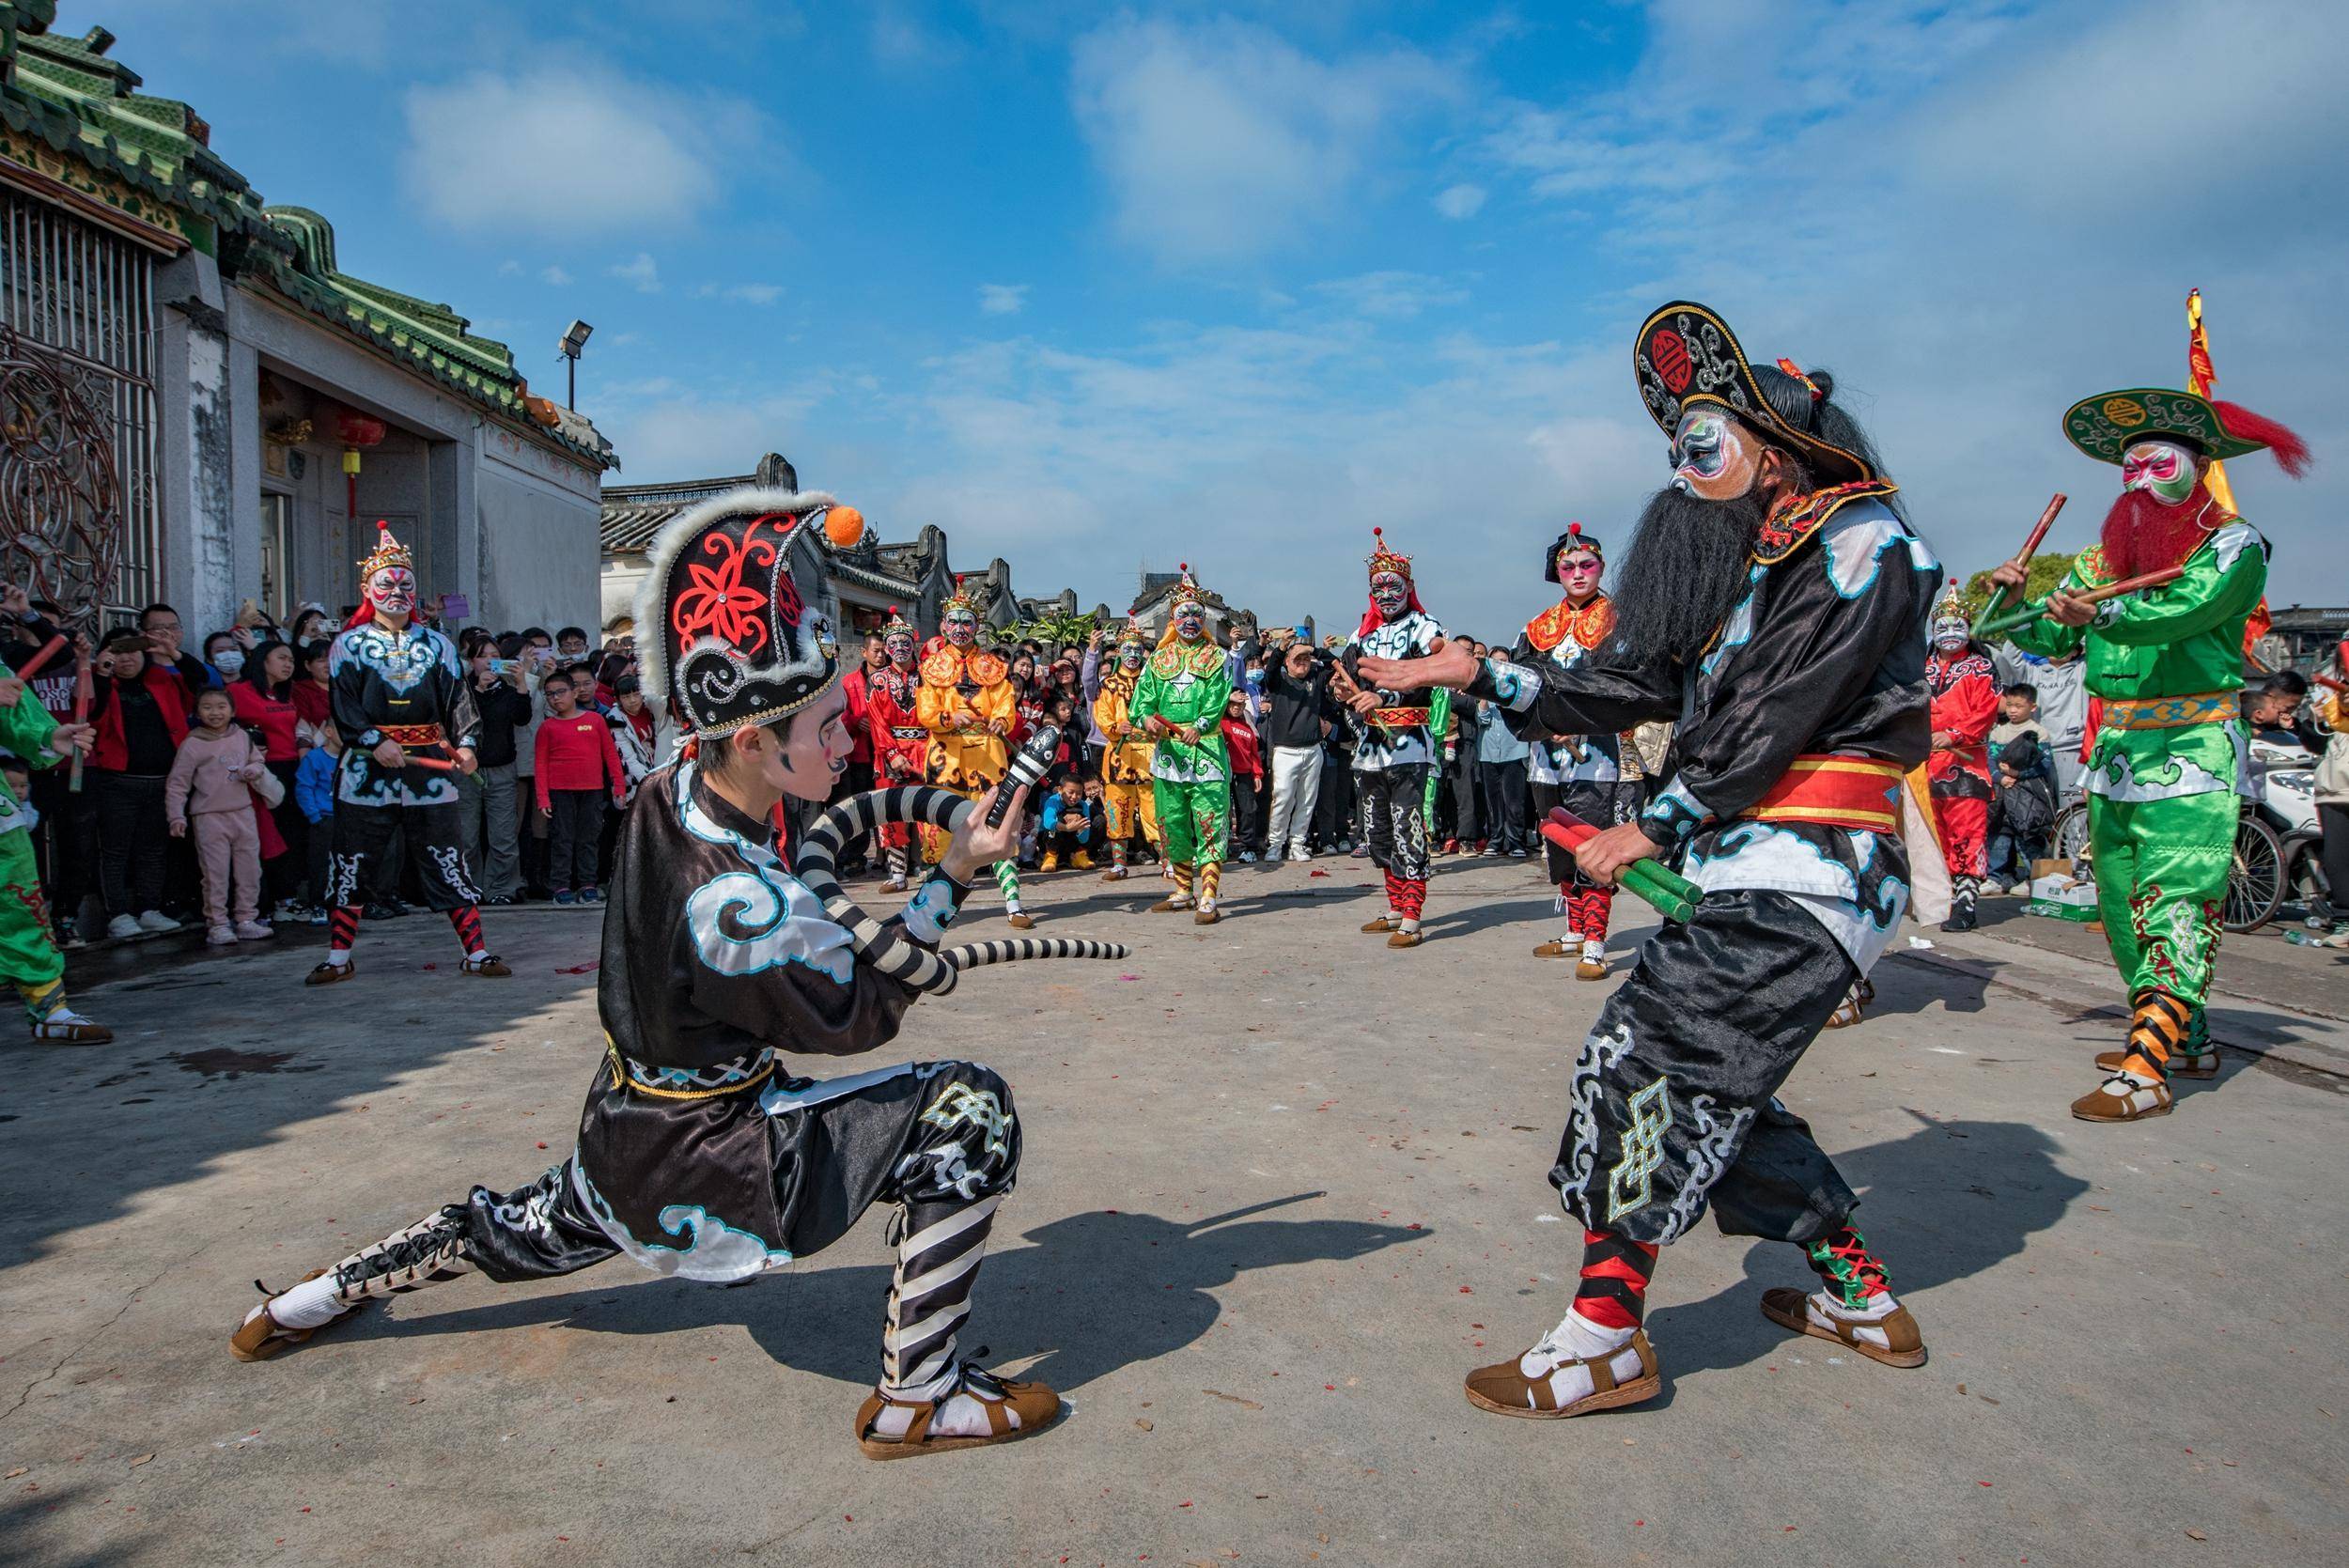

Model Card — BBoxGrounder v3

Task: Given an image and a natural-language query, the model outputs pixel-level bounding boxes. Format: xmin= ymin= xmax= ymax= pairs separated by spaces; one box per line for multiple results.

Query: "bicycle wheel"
xmin=2052 ymin=801 xmax=2092 ymax=876
xmin=2225 ymin=815 xmax=2285 ymax=934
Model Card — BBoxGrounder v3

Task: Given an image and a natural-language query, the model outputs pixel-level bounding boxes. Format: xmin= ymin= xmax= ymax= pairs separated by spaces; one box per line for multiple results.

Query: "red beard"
xmin=2099 ymin=483 xmax=2219 ymax=580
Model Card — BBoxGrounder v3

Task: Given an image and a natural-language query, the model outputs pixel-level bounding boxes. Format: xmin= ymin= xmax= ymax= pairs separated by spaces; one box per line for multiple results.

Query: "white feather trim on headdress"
xmin=632 ymin=486 xmax=837 ymax=723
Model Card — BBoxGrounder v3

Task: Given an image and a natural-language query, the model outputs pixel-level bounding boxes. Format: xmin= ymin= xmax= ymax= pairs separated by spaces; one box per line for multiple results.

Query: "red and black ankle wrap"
xmin=448 ymin=905 xmax=485 ymax=956
xmin=330 ymin=905 xmax=361 ymax=954
xmin=1574 ymin=1228 xmax=1660 ymax=1329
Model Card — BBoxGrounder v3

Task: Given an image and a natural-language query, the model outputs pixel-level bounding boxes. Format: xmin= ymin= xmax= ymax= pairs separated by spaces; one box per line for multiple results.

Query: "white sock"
xmin=1580 ymin=939 xmax=1605 ymax=961
xmin=325 ymin=949 xmax=350 ymax=969
xmin=870 ymin=1369 xmax=1026 ymax=1440
xmin=261 ymin=1271 xmax=352 ymax=1331
xmin=1519 ymin=1307 xmax=1642 ymax=1407
xmin=1399 ymin=917 xmax=1421 ymax=935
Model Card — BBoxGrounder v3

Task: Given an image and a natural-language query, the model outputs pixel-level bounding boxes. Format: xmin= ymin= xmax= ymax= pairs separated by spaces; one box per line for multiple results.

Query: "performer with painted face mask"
xmin=1091 ymin=618 xmax=1161 ymax=880
xmin=918 ymin=581 xmax=1031 ymax=927
xmin=1331 ymin=528 xmax=1447 ymax=949
xmin=307 ymin=524 xmax=506 ymax=985
xmin=1990 ymin=384 xmax=2306 ymax=1123
xmin=1517 ymin=523 xmax=1631 ymax=978
xmin=864 ymin=606 xmax=927 ymax=893
xmin=1363 ymin=303 xmax=1943 ymax=1418
xmin=231 ymin=489 xmax=1064 ymax=1459
xmin=1924 ymin=584 xmax=1998 ymax=932
xmin=1128 ymin=567 xmax=1233 ymax=923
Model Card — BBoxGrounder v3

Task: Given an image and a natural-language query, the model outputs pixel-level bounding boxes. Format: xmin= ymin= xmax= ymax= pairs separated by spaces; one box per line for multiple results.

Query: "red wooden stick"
xmin=67 ymin=644 xmax=91 ymax=793
xmin=2077 ymin=564 xmax=2187 ymax=605
xmin=11 ymin=633 xmax=66 ymax=683
xmin=1972 ymin=493 xmax=2066 ymax=630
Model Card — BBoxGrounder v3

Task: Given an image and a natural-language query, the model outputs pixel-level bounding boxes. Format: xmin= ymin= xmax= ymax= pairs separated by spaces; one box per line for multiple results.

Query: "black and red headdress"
xmin=1634 ymin=301 xmax=1875 ymax=485
xmin=1358 ymin=526 xmax=1424 ymax=637
xmin=635 ymin=487 xmax=843 ymax=742
xmin=1544 ymin=521 xmax=1602 ymax=584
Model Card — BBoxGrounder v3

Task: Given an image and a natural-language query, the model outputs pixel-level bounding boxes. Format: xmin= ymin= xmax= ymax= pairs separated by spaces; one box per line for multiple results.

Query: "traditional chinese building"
xmin=0 ymin=9 xmax=615 ymax=636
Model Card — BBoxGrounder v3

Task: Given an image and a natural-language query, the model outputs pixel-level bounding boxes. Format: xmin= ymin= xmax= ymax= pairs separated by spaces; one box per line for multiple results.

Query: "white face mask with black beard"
xmin=1370 ymin=578 xmax=1410 ymax=621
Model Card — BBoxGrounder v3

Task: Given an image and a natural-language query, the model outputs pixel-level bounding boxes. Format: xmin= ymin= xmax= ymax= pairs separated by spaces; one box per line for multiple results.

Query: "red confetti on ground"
xmin=1309 ymin=870 xmax=1330 ymax=877
xmin=1979 ymin=1481 xmax=1993 ymax=1487
xmin=537 ymin=1141 xmax=549 ymax=1150
xmin=1634 ymin=1521 xmax=1644 ymax=1528
xmin=1459 ymin=1286 xmax=1472 ymax=1294
xmin=555 ymin=962 xmax=599 ymax=974
xmin=1408 ymin=1223 xmax=1423 ymax=1231
xmin=420 ymin=963 xmax=437 ymax=971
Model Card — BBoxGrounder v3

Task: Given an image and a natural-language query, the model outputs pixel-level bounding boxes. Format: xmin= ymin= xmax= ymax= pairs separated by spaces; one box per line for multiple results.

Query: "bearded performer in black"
xmin=231 ymin=489 xmax=1063 ymax=1459
xmin=1362 ymin=303 xmax=1942 ymax=1419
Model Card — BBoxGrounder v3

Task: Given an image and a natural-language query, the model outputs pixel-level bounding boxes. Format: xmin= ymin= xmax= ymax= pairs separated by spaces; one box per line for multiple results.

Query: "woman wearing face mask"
xmin=204 ymin=629 xmax=250 ymax=687
xmin=233 ymin=639 xmax=307 ymax=916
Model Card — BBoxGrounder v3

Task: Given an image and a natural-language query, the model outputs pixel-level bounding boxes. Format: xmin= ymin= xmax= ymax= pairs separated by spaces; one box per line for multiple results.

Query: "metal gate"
xmin=0 ymin=187 xmax=159 ymax=621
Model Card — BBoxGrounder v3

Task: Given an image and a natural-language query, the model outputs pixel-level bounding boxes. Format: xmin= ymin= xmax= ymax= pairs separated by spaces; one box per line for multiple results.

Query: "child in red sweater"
xmin=1220 ymin=691 xmax=1266 ymax=863
xmin=533 ymin=673 xmax=625 ymax=904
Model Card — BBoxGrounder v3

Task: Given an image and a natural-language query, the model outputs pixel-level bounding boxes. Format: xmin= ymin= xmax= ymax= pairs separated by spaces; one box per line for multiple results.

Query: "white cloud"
xmin=541 ymin=265 xmax=574 ymax=287
xmin=610 ymin=254 xmax=662 ymax=294
xmin=977 ymin=284 xmax=1030 ymax=317
xmin=692 ymin=282 xmax=785 ymax=305
xmin=497 ymin=259 xmax=523 ymax=277
xmin=1069 ymin=17 xmax=1460 ymax=268
xmin=400 ymin=65 xmax=769 ymax=237
xmin=1308 ymin=272 xmax=1468 ymax=321
xmin=1433 ymin=183 xmax=1486 ymax=221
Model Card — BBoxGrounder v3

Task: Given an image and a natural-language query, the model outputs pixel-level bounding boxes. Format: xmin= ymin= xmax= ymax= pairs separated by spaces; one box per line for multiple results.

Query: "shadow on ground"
xmin=323 ymin=1194 xmax=1430 ymax=1393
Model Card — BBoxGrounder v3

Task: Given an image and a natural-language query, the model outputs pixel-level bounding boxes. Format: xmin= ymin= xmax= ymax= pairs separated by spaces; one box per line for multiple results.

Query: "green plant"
xmin=1003 ymin=611 xmax=1102 ymax=649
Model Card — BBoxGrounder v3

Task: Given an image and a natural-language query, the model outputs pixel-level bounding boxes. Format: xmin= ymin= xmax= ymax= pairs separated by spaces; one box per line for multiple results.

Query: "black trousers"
xmin=1551 ymin=888 xmax=1859 ymax=1246
xmin=92 ymin=770 xmax=168 ymax=918
xmin=546 ymin=788 xmax=604 ymax=892
xmin=1312 ymin=752 xmax=1354 ymax=847
xmin=265 ymin=758 xmax=305 ymax=904
xmin=1532 ymin=777 xmax=1635 ymax=888
xmin=1478 ymin=757 xmax=1532 ymax=854
xmin=1356 ymin=764 xmax=1431 ymax=885
xmin=327 ymin=800 xmax=480 ymax=912
xmin=1230 ymin=773 xmax=1262 ymax=852
xmin=30 ymin=765 xmax=95 ymax=930
xmin=2322 ymin=802 xmax=2349 ymax=923
xmin=1446 ymin=757 xmax=1481 ymax=845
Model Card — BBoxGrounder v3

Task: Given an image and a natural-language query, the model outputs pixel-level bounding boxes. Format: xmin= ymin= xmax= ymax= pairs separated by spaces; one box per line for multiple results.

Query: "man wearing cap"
xmin=1991 ymin=384 xmax=2307 ymax=1122
xmin=1364 ymin=302 xmax=1942 ymax=1419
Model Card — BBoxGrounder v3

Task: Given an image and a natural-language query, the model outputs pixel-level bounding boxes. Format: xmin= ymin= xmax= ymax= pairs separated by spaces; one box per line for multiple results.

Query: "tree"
xmin=1958 ymin=550 xmax=2079 ymax=618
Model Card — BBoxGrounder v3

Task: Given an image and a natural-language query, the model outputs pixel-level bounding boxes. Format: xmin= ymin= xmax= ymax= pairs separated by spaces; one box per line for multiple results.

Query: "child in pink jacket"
xmin=166 ymin=688 xmax=276 ymax=945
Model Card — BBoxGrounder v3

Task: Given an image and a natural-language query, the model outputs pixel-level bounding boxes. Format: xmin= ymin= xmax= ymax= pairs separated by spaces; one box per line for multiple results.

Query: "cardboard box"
xmin=2025 ymin=900 xmax=2101 ymax=924
xmin=2030 ymin=857 xmax=2074 ymax=880
xmin=2030 ymin=873 xmax=2097 ymax=907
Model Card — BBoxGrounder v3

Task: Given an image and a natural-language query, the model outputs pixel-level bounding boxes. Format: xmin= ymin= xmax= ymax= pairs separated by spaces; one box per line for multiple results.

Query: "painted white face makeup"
xmin=366 ymin=566 xmax=416 ymax=616
xmin=1370 ymin=574 xmax=1409 ymax=619
xmin=1669 ymin=407 xmax=1761 ymax=501
xmin=943 ymin=613 xmax=977 ymax=648
xmin=1174 ymin=607 xmax=1206 ymax=640
xmin=885 ymin=632 xmax=916 ymax=667
xmin=2121 ymin=440 xmax=2200 ymax=506
xmin=1120 ymin=644 xmax=1146 ymax=668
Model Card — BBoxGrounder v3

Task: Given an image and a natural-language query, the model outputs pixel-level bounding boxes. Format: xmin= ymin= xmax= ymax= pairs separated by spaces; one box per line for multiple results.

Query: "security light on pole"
xmin=557 ymin=319 xmax=593 ymax=409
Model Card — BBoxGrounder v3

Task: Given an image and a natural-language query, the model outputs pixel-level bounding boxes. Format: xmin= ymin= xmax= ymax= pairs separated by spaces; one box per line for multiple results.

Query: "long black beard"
xmin=1610 ymin=485 xmax=1768 ymax=667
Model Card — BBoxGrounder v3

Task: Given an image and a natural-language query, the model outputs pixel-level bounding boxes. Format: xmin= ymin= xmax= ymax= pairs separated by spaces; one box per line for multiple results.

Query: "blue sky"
xmin=92 ymin=0 xmax=2348 ymax=638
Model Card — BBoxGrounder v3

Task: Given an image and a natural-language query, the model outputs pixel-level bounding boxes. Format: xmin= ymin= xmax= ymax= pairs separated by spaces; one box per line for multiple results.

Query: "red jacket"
xmin=842 ymin=665 xmax=874 ymax=766
xmin=534 ymin=711 xmax=625 ymax=812
xmin=88 ymin=664 xmax=192 ymax=773
xmin=229 ymin=679 xmax=301 ymax=762
xmin=1221 ymin=716 xmax=1264 ymax=778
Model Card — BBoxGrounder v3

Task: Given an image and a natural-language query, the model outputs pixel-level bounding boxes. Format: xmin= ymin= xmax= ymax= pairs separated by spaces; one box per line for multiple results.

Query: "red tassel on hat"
xmin=2213 ymin=400 xmax=2311 ymax=477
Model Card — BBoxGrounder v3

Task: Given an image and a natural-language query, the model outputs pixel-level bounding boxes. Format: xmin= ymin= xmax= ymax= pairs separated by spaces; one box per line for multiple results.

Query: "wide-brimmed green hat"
xmin=2062 ymin=387 xmax=2275 ymax=465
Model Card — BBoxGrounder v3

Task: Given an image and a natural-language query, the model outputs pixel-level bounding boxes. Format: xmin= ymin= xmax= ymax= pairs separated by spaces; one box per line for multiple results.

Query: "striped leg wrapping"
xmin=882 ymin=1194 xmax=1002 ymax=1399
xmin=330 ymin=1210 xmax=477 ymax=1306
xmin=793 ymin=786 xmax=1129 ymax=996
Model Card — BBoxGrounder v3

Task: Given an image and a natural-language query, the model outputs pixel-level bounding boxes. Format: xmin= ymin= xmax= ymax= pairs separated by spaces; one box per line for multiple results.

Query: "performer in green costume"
xmin=1130 ymin=565 xmax=1233 ymax=924
xmin=0 ymin=655 xmax=106 ymax=1042
xmin=1996 ymin=385 xmax=2308 ymax=1123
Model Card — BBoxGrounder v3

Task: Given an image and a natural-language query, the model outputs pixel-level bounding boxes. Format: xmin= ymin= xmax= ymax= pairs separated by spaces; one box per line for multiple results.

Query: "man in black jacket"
xmin=1259 ymin=630 xmax=1333 ymax=862
xmin=459 ymin=633 xmax=533 ymax=904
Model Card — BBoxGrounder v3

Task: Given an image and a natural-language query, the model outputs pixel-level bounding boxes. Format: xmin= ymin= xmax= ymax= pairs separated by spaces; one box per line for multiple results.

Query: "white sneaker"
xmin=1288 ymin=846 xmax=1312 ymax=862
xmin=1239 ymin=851 xmax=1258 ymax=863
xmin=106 ymin=913 xmax=143 ymax=940
xmin=136 ymin=909 xmax=180 ymax=933
xmin=233 ymin=921 xmax=276 ymax=940
xmin=206 ymin=924 xmax=238 ymax=946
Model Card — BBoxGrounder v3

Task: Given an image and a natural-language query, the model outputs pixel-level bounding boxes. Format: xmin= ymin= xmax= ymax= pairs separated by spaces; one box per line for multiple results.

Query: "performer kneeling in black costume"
xmin=231 ymin=488 xmax=1059 ymax=1459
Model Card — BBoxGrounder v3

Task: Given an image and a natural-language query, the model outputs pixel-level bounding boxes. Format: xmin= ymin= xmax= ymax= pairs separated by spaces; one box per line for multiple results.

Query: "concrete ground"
xmin=3 ymin=855 xmax=2344 ymax=1567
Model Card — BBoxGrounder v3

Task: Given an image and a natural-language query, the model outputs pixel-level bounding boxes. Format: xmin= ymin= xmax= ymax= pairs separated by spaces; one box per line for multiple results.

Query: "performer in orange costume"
xmin=915 ymin=581 xmax=1030 ymax=926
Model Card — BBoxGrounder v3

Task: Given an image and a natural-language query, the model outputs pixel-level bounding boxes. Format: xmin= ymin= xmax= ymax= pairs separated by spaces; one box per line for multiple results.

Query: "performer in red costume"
xmin=1924 ymin=585 xmax=1997 ymax=932
xmin=864 ymin=607 xmax=928 ymax=893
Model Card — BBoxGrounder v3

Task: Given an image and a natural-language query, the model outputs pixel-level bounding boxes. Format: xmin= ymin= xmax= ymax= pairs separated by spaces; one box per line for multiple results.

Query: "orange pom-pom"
xmin=824 ymin=505 xmax=865 ymax=549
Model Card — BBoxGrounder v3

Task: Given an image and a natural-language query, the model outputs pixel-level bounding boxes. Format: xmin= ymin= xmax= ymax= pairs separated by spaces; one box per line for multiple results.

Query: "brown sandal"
xmin=1759 ymin=1287 xmax=1927 ymax=1368
xmin=2095 ymin=1047 xmax=2217 ymax=1079
xmin=1361 ymin=915 xmax=1399 ymax=934
xmin=853 ymin=1371 xmax=1061 ymax=1460
xmin=229 ymin=1269 xmax=358 ymax=1362
xmin=1464 ymin=1329 xmax=1660 ymax=1419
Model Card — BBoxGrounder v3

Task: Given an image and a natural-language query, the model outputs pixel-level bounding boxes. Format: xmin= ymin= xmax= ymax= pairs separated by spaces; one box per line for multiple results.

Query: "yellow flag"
xmin=2186 ymin=289 xmax=2237 ymax=514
